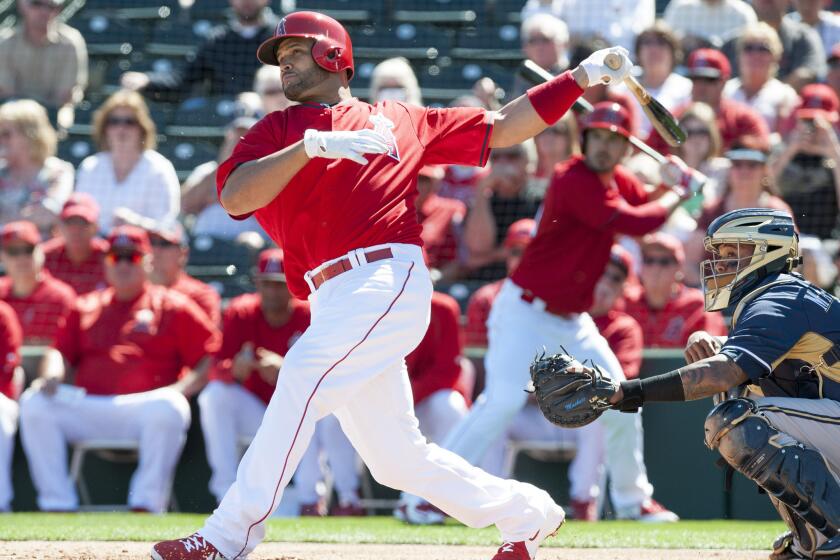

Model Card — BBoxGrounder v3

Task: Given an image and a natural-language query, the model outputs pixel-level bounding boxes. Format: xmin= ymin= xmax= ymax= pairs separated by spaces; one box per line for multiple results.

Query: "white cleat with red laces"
xmin=150 ymin=533 xmax=226 ymax=560
xmin=492 ymin=541 xmax=531 ymax=559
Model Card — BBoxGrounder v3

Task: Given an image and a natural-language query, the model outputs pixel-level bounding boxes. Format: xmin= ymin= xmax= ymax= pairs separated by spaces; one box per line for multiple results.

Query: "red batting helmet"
xmin=583 ymin=102 xmax=633 ymax=140
xmin=257 ymin=11 xmax=354 ymax=79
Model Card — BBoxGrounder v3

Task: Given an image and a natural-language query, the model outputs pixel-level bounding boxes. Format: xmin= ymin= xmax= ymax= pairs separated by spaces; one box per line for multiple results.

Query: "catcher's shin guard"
xmin=704 ymin=398 xmax=840 ymax=540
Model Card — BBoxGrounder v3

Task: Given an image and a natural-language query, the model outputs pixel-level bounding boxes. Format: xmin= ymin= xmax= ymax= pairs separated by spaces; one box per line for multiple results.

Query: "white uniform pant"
xmin=199 ymin=244 xmax=562 ymax=559
xmin=19 ymin=386 xmax=190 ymax=512
xmin=482 ymin=403 xmax=605 ymax=502
xmin=0 ymin=393 xmax=18 ymax=511
xmin=414 ymin=389 xmax=469 ymax=445
xmin=198 ymin=381 xmax=360 ymax=506
xmin=442 ymin=279 xmax=653 ymax=510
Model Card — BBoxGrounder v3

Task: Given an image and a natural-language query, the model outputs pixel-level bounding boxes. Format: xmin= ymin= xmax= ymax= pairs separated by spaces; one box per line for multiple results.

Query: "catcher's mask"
xmin=701 ymin=208 xmax=799 ymax=312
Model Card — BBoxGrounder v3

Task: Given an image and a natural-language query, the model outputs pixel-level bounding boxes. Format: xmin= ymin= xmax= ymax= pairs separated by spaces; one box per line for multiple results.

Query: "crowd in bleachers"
xmin=0 ymin=0 xmax=839 ymax=519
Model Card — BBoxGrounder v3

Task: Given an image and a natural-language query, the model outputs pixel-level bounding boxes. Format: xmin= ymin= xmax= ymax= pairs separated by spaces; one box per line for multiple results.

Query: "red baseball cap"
xmin=584 ymin=102 xmax=633 ymax=140
xmin=608 ymin=244 xmax=634 ymax=278
xmin=256 ymin=248 xmax=286 ymax=281
xmin=1 ymin=220 xmax=40 ymax=247
xmin=107 ymin=225 xmax=151 ymax=255
xmin=687 ymin=49 xmax=731 ymax=80
xmin=504 ymin=218 xmax=536 ymax=249
xmin=641 ymin=232 xmax=685 ymax=265
xmin=60 ymin=193 xmax=100 ymax=224
xmin=795 ymin=83 xmax=840 ymax=122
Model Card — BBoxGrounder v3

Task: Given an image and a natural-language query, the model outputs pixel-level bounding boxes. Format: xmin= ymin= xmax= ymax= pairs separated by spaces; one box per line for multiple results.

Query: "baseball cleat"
xmin=329 ymin=502 xmax=367 ymax=516
xmin=569 ymin=498 xmax=598 ymax=522
xmin=150 ymin=533 xmax=226 ymax=559
xmin=299 ymin=499 xmax=327 ymax=517
xmin=616 ymin=498 xmax=679 ymax=522
xmin=493 ymin=504 xmax=565 ymax=560
xmin=393 ymin=500 xmax=446 ymax=525
xmin=492 ymin=541 xmax=530 ymax=560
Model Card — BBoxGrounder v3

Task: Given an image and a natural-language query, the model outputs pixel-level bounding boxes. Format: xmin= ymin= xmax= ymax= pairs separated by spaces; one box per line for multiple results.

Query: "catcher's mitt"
xmin=529 ymin=350 xmax=619 ymax=428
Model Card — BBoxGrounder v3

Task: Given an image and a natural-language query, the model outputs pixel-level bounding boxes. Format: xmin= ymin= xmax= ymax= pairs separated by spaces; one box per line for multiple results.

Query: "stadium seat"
xmin=146 ymin=19 xmax=217 ymax=56
xmin=392 ymin=0 xmax=480 ymax=25
xmin=165 ymin=96 xmax=240 ymax=140
xmin=417 ymin=64 xmax=478 ymax=103
xmin=57 ymin=137 xmax=95 ymax=167
xmin=488 ymin=0 xmax=526 ymax=24
xmin=353 ymin=24 xmax=454 ymax=61
xmin=77 ymin=15 xmax=148 ymax=56
xmin=76 ymin=0 xmax=177 ymax=21
xmin=186 ymin=235 xmax=258 ymax=298
xmin=184 ymin=0 xmax=232 ymax=21
xmin=70 ymin=439 xmax=178 ymax=512
xmin=452 ymin=25 xmax=523 ymax=63
xmin=159 ymin=140 xmax=219 ymax=181
xmin=288 ymin=0 xmax=383 ymax=23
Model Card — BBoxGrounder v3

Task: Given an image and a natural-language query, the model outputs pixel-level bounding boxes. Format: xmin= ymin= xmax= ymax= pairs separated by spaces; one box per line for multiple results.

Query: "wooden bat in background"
xmin=518 ymin=59 xmax=668 ymax=164
xmin=603 ymin=52 xmax=686 ymax=148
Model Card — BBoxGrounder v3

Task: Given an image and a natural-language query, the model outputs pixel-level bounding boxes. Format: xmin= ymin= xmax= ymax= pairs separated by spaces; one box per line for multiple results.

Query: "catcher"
xmin=532 ymin=207 xmax=839 ymax=559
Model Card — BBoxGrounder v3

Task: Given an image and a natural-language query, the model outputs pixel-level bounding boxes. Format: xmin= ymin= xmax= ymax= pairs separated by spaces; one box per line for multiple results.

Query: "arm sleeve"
xmin=719 ymin=296 xmax=799 ymax=381
xmin=216 ymin=114 xmax=286 ymax=219
xmin=418 ymin=106 xmax=494 ymax=167
xmin=0 ymin=305 xmax=22 ymax=386
xmin=214 ymin=305 xmax=248 ymax=362
xmin=53 ymin=306 xmax=81 ymax=367
xmin=409 ymin=297 xmax=463 ymax=405
xmin=465 ymin=291 xmax=491 ymax=348
xmin=174 ymin=299 xmax=221 ymax=369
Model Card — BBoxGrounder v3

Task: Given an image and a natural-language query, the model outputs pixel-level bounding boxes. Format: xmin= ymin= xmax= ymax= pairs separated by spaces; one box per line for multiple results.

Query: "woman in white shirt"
xmin=76 ymin=90 xmax=179 ymax=232
xmin=723 ymin=22 xmax=799 ymax=135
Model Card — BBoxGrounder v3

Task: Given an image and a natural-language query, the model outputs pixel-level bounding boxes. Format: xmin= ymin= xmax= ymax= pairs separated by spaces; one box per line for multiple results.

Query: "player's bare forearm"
xmin=170 ymin=356 xmax=212 ymax=398
xmin=489 ymin=67 xmax=588 ymax=148
xmin=679 ymin=355 xmax=748 ymax=400
xmin=220 ymin=141 xmax=311 ymax=216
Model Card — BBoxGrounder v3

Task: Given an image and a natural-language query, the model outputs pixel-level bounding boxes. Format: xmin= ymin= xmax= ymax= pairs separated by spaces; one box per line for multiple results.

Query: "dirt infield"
xmin=0 ymin=541 xmax=769 ymax=559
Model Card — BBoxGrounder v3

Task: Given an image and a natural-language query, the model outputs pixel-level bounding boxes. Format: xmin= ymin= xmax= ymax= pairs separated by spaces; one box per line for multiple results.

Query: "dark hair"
xmin=634 ymin=20 xmax=683 ymax=67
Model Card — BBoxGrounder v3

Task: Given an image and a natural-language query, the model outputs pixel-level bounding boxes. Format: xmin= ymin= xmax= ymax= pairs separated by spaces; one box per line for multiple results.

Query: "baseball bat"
xmin=518 ymin=59 xmax=667 ymax=164
xmin=603 ymin=53 xmax=686 ymax=148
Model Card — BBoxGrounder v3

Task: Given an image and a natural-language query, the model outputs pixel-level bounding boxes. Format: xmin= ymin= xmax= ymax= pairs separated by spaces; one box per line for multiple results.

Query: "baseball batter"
xmin=438 ymin=102 xmax=702 ymax=521
xmin=532 ymin=208 xmax=840 ymax=558
xmin=152 ymin=11 xmax=635 ymax=560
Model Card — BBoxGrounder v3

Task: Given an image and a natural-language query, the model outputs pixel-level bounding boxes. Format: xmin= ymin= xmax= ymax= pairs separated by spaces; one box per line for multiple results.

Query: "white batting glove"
xmin=303 ymin=129 xmax=390 ymax=165
xmin=660 ymin=155 xmax=708 ymax=200
xmin=579 ymin=47 xmax=632 ymax=87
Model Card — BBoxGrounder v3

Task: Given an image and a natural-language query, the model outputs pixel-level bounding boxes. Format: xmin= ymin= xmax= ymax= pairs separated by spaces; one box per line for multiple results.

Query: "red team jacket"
xmin=168 ymin=272 xmax=222 ymax=326
xmin=0 ymin=272 xmax=76 ymax=345
xmin=593 ymin=310 xmax=644 ymax=380
xmin=42 ymin=237 xmax=108 ymax=295
xmin=0 ymin=301 xmax=22 ymax=400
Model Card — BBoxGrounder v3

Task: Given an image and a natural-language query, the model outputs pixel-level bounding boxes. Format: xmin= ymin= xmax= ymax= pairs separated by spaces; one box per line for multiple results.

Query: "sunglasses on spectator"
xmin=525 ymin=35 xmax=552 ymax=46
xmin=105 ymin=251 xmax=143 ymax=265
xmin=106 ymin=116 xmax=139 ymax=127
xmin=643 ymin=256 xmax=677 ymax=267
xmin=150 ymin=237 xmax=178 ymax=248
xmin=690 ymin=76 xmax=720 ymax=83
xmin=685 ymin=127 xmax=711 ymax=138
xmin=0 ymin=128 xmax=14 ymax=140
xmin=830 ymin=59 xmax=840 ymax=70
xmin=2 ymin=245 xmax=35 ymax=257
xmin=742 ymin=43 xmax=772 ymax=54
xmin=603 ymin=271 xmax=626 ymax=284
xmin=731 ymin=159 xmax=763 ymax=169
xmin=28 ymin=0 xmax=58 ymax=10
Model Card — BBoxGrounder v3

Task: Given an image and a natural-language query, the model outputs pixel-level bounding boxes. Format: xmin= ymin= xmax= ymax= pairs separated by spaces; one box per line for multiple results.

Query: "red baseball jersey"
xmin=216 ymin=99 xmax=505 ymax=298
xmin=464 ymin=279 xmax=504 ymax=348
xmin=0 ymin=273 xmax=76 ymax=345
xmin=42 ymin=237 xmax=108 ymax=295
xmin=593 ymin=310 xmax=643 ymax=380
xmin=624 ymin=284 xmax=728 ymax=348
xmin=405 ymin=291 xmax=468 ymax=405
xmin=0 ymin=300 xmax=22 ymax=400
xmin=211 ymin=294 xmax=310 ymax=405
xmin=54 ymin=284 xmax=220 ymax=395
xmin=511 ymin=156 xmax=669 ymax=314
xmin=418 ymin=193 xmax=466 ymax=270
xmin=168 ymin=272 xmax=222 ymax=325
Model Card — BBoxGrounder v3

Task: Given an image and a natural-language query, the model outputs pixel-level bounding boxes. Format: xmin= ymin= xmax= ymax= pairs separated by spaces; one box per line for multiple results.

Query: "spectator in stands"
xmin=394 ymin=290 xmax=472 ymax=524
xmin=508 ymin=14 xmax=570 ymax=100
xmin=620 ymin=22 xmax=692 ymax=141
xmin=0 ymin=220 xmax=74 ymax=345
xmin=416 ymin=165 xmax=466 ymax=282
xmin=553 ymin=0 xmax=654 ymax=51
xmin=76 ymin=90 xmax=180 ymax=233
xmin=181 ymin=116 xmax=264 ymax=240
xmin=463 ymin=141 xmax=541 ymax=281
xmin=533 ymin=111 xmax=580 ymax=193
xmin=798 ymin=234 xmax=836 ymax=288
xmin=749 ymin=0 xmax=827 ymax=89
xmin=624 ymin=233 xmax=727 ymax=348
xmin=0 ymin=301 xmax=21 ymax=512
xmin=0 ymin=0 xmax=87 ymax=110
xmin=120 ymin=0 xmax=277 ymax=101
xmin=673 ymin=102 xmax=729 ymax=198
xmin=465 ymin=219 xmax=535 ymax=349
xmin=369 ymin=57 xmax=422 ymax=106
xmin=42 ymin=193 xmax=107 ymax=295
xmin=663 ymin=0 xmax=757 ymax=46
xmin=772 ymin=84 xmax=840 ymax=239
xmin=19 ymin=225 xmax=219 ymax=512
xmin=253 ymin=65 xmax=292 ymax=115
xmin=828 ymin=45 xmax=840 ymax=100
xmin=680 ymin=49 xmax=770 ymax=151
xmin=147 ymin=222 xmax=221 ymax=325
xmin=198 ymin=249 xmax=362 ymax=515
xmin=723 ymin=22 xmax=798 ymax=134
xmin=787 ymin=0 xmax=840 ymax=66
xmin=0 ymin=99 xmax=73 ymax=233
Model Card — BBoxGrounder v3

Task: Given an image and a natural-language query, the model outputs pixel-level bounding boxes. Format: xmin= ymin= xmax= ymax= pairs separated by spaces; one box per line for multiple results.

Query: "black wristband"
xmin=616 ymin=370 xmax=687 ymax=412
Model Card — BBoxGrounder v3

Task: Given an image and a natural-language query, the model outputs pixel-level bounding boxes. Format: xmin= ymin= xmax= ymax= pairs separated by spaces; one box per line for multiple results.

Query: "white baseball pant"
xmin=19 ymin=386 xmax=190 ymax=512
xmin=199 ymin=381 xmax=361 ymax=506
xmin=442 ymin=279 xmax=653 ymax=511
xmin=481 ymin=403 xmax=605 ymax=503
xmin=0 ymin=393 xmax=18 ymax=511
xmin=198 ymin=244 xmax=563 ymax=559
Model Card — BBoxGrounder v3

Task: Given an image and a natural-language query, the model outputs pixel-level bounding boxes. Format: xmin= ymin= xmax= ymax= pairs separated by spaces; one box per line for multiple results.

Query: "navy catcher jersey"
xmin=720 ymin=273 xmax=840 ymax=403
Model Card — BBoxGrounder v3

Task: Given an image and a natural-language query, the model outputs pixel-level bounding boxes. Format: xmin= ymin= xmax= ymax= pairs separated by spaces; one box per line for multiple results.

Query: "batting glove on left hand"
xmin=660 ymin=155 xmax=708 ymax=200
xmin=578 ymin=47 xmax=632 ymax=87
xmin=303 ymin=128 xmax=390 ymax=165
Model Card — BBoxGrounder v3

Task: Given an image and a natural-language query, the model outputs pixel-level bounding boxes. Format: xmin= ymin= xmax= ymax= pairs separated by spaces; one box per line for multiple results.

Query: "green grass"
xmin=0 ymin=514 xmax=784 ymax=550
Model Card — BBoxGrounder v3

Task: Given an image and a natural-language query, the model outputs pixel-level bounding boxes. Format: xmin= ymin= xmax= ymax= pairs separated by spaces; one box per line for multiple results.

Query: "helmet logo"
xmin=276 ymin=18 xmax=286 ymax=36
